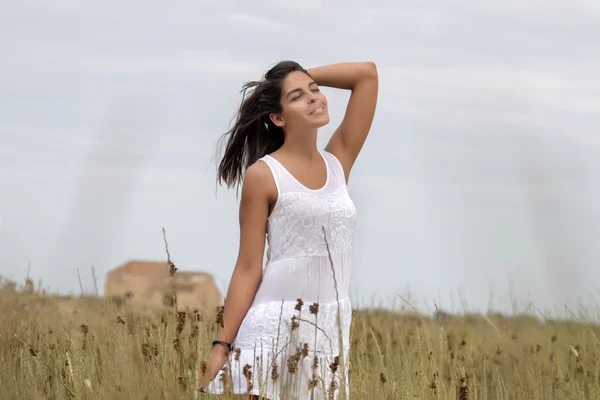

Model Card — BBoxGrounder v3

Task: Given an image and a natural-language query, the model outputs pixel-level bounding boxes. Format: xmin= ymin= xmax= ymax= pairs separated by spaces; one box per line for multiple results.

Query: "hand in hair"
xmin=309 ymin=62 xmax=378 ymax=180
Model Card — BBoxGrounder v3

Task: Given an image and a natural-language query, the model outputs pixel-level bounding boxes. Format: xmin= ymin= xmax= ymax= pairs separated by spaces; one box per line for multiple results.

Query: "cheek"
xmin=319 ymin=93 xmax=328 ymax=105
xmin=286 ymin=103 xmax=305 ymax=119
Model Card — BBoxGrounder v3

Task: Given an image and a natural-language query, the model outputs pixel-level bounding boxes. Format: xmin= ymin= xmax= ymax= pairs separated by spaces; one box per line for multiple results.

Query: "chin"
xmin=315 ymin=114 xmax=331 ymax=128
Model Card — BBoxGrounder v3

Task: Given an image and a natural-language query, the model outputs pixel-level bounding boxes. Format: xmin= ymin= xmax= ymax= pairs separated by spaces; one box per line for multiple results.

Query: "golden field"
xmin=1 ymin=277 xmax=599 ymax=400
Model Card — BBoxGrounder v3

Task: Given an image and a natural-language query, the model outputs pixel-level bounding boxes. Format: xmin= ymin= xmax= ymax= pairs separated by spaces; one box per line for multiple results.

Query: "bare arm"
xmin=215 ymin=161 xmax=273 ymax=344
xmin=308 ymin=62 xmax=379 ymax=181
xmin=197 ymin=161 xmax=274 ymax=393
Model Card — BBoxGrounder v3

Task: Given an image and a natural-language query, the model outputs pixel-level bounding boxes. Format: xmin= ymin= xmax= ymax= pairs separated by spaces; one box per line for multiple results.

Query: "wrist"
xmin=212 ymin=339 xmax=233 ymax=355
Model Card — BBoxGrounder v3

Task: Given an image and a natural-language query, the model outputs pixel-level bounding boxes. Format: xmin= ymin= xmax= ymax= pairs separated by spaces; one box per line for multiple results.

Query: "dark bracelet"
xmin=212 ymin=340 xmax=233 ymax=353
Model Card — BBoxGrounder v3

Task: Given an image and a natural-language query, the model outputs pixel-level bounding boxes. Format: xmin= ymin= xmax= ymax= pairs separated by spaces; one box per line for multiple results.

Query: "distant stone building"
xmin=105 ymin=260 xmax=222 ymax=313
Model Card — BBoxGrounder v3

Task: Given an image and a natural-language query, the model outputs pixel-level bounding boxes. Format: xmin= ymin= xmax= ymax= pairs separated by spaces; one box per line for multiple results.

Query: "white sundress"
xmin=206 ymin=150 xmax=356 ymax=400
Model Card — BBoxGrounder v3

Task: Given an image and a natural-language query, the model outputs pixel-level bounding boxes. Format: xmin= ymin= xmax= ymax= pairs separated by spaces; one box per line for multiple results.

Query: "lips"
xmin=310 ymin=107 xmax=324 ymax=115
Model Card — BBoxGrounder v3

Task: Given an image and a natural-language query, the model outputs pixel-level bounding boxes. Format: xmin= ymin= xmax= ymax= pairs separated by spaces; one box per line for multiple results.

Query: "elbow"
xmin=354 ymin=62 xmax=378 ymax=89
xmin=235 ymin=260 xmax=263 ymax=281
xmin=363 ymin=61 xmax=378 ymax=78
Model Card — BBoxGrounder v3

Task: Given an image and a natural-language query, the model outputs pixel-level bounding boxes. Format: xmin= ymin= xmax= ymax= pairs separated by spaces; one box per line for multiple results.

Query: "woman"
xmin=198 ymin=61 xmax=378 ymax=399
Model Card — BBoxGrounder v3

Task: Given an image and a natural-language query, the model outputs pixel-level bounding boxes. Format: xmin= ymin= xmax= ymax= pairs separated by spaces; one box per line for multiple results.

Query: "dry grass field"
xmin=1 ymin=276 xmax=599 ymax=400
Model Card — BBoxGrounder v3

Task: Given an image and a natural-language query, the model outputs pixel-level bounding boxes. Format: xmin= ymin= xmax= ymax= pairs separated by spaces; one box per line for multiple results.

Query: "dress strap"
xmin=258 ymin=155 xmax=281 ymax=197
xmin=322 ymin=151 xmax=347 ymax=189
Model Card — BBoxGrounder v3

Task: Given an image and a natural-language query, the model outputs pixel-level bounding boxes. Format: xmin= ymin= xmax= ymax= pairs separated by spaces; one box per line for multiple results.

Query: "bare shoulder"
xmin=241 ymin=159 xmax=277 ymax=205
xmin=236 ymin=159 xmax=275 ymax=267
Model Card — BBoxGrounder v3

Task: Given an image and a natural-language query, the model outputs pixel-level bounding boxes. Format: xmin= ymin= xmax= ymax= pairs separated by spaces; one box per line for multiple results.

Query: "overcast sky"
xmin=1 ymin=0 xmax=599 ymax=318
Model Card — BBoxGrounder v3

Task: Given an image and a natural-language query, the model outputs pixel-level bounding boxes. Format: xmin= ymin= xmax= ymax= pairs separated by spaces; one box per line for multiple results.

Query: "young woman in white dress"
xmin=198 ymin=61 xmax=378 ymax=399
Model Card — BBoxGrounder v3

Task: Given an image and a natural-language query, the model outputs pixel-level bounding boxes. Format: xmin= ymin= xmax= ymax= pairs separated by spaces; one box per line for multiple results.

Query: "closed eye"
xmin=292 ymin=88 xmax=320 ymax=101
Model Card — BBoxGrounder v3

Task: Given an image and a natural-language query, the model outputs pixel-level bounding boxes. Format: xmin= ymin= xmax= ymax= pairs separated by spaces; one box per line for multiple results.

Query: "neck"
xmin=281 ymin=128 xmax=320 ymax=160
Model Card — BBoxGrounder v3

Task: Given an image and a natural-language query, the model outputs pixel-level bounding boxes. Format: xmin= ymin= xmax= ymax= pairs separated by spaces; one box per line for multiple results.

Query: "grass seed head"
xmin=309 ymin=303 xmax=319 ymax=315
xmin=216 ymin=306 xmax=225 ymax=328
xmin=291 ymin=315 xmax=299 ymax=331
xmin=271 ymin=361 xmax=280 ymax=382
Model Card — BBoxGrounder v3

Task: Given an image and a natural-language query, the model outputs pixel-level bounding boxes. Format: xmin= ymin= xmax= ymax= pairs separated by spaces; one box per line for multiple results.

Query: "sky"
xmin=1 ymin=0 xmax=600 ymax=318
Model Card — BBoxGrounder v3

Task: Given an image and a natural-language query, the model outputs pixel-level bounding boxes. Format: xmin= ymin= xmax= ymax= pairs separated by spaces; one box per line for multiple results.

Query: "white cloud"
xmin=70 ymin=50 xmax=263 ymax=78
xmin=223 ymin=13 xmax=286 ymax=29
xmin=452 ymin=0 xmax=600 ymax=23
xmin=365 ymin=175 xmax=568 ymax=197
xmin=0 ymin=144 xmax=19 ymax=156
xmin=350 ymin=0 xmax=600 ymax=25
xmin=376 ymin=64 xmax=600 ymax=147
xmin=378 ymin=65 xmax=574 ymax=104
xmin=269 ymin=0 xmax=322 ymax=12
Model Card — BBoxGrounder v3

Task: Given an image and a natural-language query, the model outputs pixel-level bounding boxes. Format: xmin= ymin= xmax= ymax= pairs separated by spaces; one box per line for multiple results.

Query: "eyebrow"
xmin=286 ymin=80 xmax=318 ymax=98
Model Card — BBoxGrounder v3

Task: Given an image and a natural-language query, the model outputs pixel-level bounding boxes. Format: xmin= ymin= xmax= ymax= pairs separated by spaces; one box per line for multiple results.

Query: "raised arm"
xmin=309 ymin=61 xmax=379 ymax=181
xmin=197 ymin=161 xmax=274 ymax=391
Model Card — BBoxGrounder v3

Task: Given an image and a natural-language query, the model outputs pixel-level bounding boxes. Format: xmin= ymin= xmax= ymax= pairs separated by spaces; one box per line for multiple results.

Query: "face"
xmin=269 ymin=71 xmax=329 ymax=131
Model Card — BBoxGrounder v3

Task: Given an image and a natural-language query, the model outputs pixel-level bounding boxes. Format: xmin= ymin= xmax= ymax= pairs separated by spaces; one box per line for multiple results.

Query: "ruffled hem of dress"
xmin=204 ymin=344 xmax=351 ymax=399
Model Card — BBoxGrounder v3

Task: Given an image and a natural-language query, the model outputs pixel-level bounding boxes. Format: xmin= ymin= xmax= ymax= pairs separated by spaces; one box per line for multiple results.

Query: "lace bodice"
xmin=263 ymin=151 xmax=357 ymax=265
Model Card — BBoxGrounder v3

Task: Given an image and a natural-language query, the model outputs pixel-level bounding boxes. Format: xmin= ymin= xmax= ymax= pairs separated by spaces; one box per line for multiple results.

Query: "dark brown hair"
xmin=216 ymin=60 xmax=310 ymax=190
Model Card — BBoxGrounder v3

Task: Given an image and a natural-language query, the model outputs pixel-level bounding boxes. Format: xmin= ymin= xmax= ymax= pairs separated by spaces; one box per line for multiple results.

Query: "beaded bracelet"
xmin=212 ymin=340 xmax=233 ymax=353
